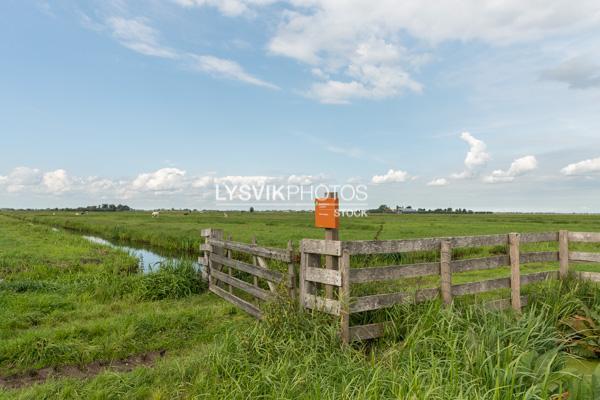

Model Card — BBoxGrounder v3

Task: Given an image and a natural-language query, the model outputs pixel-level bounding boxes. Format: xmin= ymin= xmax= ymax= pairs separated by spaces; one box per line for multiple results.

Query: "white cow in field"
xmin=152 ymin=211 xmax=160 ymax=218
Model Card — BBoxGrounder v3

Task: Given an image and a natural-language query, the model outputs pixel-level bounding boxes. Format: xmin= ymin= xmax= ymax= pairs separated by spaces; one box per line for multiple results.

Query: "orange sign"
xmin=315 ymin=197 xmax=339 ymax=229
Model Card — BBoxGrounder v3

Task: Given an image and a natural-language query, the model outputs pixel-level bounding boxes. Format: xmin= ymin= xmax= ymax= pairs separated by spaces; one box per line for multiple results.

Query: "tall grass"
xmin=186 ymin=299 xmax=557 ymax=398
xmin=135 ymin=261 xmax=206 ymax=301
xmin=173 ymin=278 xmax=599 ymax=399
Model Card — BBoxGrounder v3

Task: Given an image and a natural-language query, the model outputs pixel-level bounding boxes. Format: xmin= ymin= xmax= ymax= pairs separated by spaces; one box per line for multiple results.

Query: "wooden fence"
xmin=199 ymin=228 xmax=600 ymax=342
xmin=299 ymin=230 xmax=600 ymax=343
xmin=200 ymin=228 xmax=295 ymax=319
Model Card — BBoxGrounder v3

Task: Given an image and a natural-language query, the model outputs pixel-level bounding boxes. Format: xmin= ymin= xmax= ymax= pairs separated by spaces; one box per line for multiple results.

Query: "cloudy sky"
xmin=1 ymin=1 xmax=600 ymax=211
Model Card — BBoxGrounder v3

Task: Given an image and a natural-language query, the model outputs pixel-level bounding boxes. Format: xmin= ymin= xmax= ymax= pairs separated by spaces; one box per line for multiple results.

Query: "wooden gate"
xmin=200 ymin=229 xmax=296 ymax=319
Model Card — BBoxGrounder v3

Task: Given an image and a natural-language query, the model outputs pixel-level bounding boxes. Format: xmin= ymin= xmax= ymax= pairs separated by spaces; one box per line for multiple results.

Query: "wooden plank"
xmin=209 ymin=284 xmax=262 ymax=319
xmin=343 ymin=238 xmax=440 ymax=255
xmin=208 ymin=238 xmax=291 ymax=262
xmin=449 ymin=252 xmax=557 ymax=275
xmin=451 ymin=255 xmax=509 ymax=273
xmin=451 ymin=277 xmax=511 ymax=296
xmin=521 ymin=251 xmax=559 ymax=264
xmin=440 ymin=240 xmax=452 ymax=305
xmin=210 ymin=253 xmax=285 ymax=284
xmin=452 ymin=271 xmax=557 ymax=298
xmin=303 ymin=294 xmax=341 ymax=316
xmin=349 ymin=288 xmax=439 ymax=313
xmin=450 ymin=234 xmax=508 ymax=248
xmin=568 ymin=232 xmax=600 ymax=243
xmin=485 ymin=296 xmax=528 ymax=311
xmin=520 ymin=232 xmax=559 ymax=243
xmin=350 ymin=262 xmax=440 ymax=283
xmin=305 ymin=266 xmax=342 ymax=286
xmin=569 ymin=251 xmax=600 ymax=263
xmin=509 ymin=233 xmax=521 ymax=312
xmin=560 ymin=230 xmax=569 ymax=278
xmin=301 ymin=239 xmax=342 ymax=256
xmin=211 ymin=269 xmax=273 ymax=301
xmin=344 ymin=234 xmax=510 ymax=255
xmin=339 ymin=250 xmax=351 ymax=344
xmin=577 ymin=271 xmax=600 ymax=282
xmin=521 ymin=271 xmax=559 ymax=285
xmin=349 ymin=322 xmax=388 ymax=341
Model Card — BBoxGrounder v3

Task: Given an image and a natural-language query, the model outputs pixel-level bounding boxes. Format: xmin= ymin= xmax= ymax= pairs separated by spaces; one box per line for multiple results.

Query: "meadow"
xmin=1 ymin=211 xmax=600 ymax=399
xmin=9 ymin=209 xmax=600 ymax=252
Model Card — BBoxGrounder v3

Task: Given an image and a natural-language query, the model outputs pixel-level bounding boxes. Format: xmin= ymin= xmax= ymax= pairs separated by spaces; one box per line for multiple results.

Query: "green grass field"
xmin=1 ymin=212 xmax=600 ymax=399
xmin=8 ymin=210 xmax=600 ymax=251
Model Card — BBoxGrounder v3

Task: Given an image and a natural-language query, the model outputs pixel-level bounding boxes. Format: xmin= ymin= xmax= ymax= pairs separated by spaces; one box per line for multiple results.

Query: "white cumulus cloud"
xmin=0 ymin=167 xmax=43 ymax=193
xmin=483 ymin=155 xmax=538 ymax=183
xmin=427 ymin=178 xmax=449 ymax=187
xmin=461 ymin=132 xmax=490 ymax=169
xmin=452 ymin=132 xmax=490 ymax=179
xmin=287 ymin=174 xmax=324 ymax=185
xmin=561 ymin=157 xmax=600 ymax=176
xmin=214 ymin=175 xmax=278 ymax=186
xmin=131 ymin=168 xmax=187 ymax=192
xmin=371 ymin=169 xmax=410 ymax=184
xmin=42 ymin=169 xmax=72 ymax=193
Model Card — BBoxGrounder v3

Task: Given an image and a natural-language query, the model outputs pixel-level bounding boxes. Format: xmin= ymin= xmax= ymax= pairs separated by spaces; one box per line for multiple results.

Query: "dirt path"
xmin=0 ymin=350 xmax=166 ymax=390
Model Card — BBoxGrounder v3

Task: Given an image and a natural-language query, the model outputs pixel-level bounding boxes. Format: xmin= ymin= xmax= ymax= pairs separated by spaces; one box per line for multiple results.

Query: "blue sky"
xmin=1 ymin=0 xmax=600 ymax=211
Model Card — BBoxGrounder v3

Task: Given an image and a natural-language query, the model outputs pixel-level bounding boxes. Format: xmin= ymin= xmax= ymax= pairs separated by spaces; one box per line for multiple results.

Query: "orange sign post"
xmin=315 ymin=192 xmax=339 ymax=299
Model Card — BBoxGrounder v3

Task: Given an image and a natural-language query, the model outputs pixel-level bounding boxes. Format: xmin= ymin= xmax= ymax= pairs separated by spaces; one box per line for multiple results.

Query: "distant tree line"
xmin=368 ymin=204 xmax=492 ymax=214
xmin=45 ymin=204 xmax=133 ymax=212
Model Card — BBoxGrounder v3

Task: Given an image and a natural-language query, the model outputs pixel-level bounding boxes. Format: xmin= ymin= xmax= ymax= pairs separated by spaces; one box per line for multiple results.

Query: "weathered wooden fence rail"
xmin=200 ymin=228 xmax=600 ymax=343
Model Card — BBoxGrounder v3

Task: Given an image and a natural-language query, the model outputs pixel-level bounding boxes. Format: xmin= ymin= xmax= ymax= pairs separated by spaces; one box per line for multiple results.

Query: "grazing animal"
xmin=223 ymin=212 xmax=228 ymax=218
xmin=152 ymin=211 xmax=160 ymax=218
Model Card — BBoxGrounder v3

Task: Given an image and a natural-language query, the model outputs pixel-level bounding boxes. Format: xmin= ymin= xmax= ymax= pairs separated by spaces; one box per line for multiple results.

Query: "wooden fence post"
xmin=559 ymin=230 xmax=569 ymax=279
xmin=208 ymin=229 xmax=224 ymax=291
xmin=509 ymin=233 xmax=521 ymax=312
xmin=287 ymin=240 xmax=296 ymax=300
xmin=440 ymin=240 xmax=452 ymax=306
xmin=339 ymin=249 xmax=350 ymax=344
xmin=299 ymin=245 xmax=306 ymax=311
xmin=227 ymin=234 xmax=233 ymax=294
xmin=324 ymin=192 xmax=339 ymax=299
xmin=200 ymin=228 xmax=212 ymax=283
xmin=252 ymin=236 xmax=259 ymax=287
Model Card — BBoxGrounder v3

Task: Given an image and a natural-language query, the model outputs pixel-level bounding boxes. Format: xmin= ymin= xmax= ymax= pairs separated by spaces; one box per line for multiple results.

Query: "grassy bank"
xmin=0 ymin=215 xmax=251 ymax=397
xmin=1 ymin=215 xmax=599 ymax=399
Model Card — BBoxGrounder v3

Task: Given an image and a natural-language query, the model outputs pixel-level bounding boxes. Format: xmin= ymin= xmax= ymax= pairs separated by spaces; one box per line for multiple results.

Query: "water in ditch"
xmin=80 ymin=234 xmax=202 ymax=273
